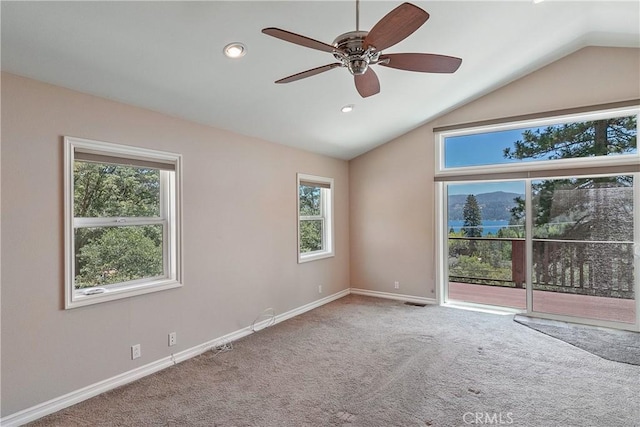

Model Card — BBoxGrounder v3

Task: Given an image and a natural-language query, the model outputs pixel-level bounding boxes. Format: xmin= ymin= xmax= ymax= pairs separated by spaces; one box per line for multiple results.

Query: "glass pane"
xmin=74 ymin=161 xmax=161 ymax=217
xmin=444 ymin=115 xmax=637 ymax=168
xmin=447 ymin=181 xmax=526 ymax=309
xmin=299 ymin=185 xmax=321 ymax=216
xmin=74 ymin=225 xmax=164 ymax=288
xmin=300 ymin=219 xmax=323 ymax=253
xmin=532 ymin=176 xmax=636 ymax=323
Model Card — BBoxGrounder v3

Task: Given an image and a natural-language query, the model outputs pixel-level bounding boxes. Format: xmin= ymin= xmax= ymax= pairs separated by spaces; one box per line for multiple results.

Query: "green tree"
xmin=462 ymin=194 xmax=483 ymax=238
xmin=503 ymin=117 xmax=636 ymax=161
xmin=449 ymin=255 xmax=511 ymax=285
xmin=299 ymin=221 xmax=323 ymax=253
xmin=497 ymin=221 xmax=524 ymax=239
xmin=76 ymin=226 xmax=163 ymax=287
xmin=448 ymin=228 xmax=469 ymax=257
xmin=462 ymin=194 xmax=482 ymax=255
xmin=74 ymin=162 xmax=160 ymax=218
xmin=299 ymin=185 xmax=323 ymax=253
xmin=73 ymin=162 xmax=163 ymax=288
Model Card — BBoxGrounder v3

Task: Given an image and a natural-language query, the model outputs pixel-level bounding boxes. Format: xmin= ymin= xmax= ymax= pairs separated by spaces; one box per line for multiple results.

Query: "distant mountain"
xmin=448 ymin=191 xmax=523 ymax=221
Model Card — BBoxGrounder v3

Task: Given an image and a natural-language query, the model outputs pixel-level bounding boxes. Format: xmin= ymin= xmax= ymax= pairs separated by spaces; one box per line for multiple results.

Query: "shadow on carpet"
xmin=514 ymin=315 xmax=640 ymax=365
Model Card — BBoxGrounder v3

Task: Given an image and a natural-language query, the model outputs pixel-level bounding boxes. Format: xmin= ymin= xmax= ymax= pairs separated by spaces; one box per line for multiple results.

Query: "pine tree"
xmin=462 ymin=194 xmax=483 ymax=238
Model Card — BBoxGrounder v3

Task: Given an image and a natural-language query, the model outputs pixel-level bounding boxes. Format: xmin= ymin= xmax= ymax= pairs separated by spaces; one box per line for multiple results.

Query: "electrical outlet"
xmin=394 ymin=281 xmax=400 ymax=289
xmin=318 ymin=285 xmax=322 ymax=294
xmin=131 ymin=344 xmax=141 ymax=360
xmin=168 ymin=332 xmax=177 ymax=347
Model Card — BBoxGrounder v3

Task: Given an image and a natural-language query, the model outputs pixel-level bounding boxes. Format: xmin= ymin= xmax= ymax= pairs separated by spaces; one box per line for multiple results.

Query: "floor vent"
xmin=404 ymin=302 xmax=428 ymax=307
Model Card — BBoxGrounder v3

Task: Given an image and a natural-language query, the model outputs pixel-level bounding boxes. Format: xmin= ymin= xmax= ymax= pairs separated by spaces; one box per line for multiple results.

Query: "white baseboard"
xmin=273 ymin=288 xmax=351 ymax=325
xmin=0 ymin=288 xmax=350 ymax=427
xmin=350 ymin=288 xmax=437 ymax=305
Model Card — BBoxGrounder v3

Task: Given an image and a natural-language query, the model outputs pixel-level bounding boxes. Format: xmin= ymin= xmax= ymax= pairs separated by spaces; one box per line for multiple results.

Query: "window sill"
xmin=66 ymin=278 xmax=182 ymax=309
xmin=298 ymin=251 xmax=334 ymax=264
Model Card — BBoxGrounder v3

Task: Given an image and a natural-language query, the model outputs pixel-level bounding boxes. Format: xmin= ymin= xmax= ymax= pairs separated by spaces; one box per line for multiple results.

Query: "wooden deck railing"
xmin=532 ymin=239 xmax=635 ymax=298
xmin=448 ymin=236 xmax=635 ymax=299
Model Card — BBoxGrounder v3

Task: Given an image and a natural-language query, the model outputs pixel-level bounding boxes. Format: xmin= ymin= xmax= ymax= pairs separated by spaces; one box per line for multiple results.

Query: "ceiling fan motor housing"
xmin=332 ymin=31 xmax=379 ymax=75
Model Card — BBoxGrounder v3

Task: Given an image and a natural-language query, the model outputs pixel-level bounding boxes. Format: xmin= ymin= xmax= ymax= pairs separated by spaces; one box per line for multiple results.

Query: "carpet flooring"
xmin=29 ymin=295 xmax=640 ymax=426
xmin=514 ymin=314 xmax=640 ymax=366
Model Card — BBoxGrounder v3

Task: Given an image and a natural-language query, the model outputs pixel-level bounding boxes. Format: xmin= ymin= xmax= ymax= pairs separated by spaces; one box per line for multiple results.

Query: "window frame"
xmin=435 ymin=105 xmax=639 ymax=178
xmin=64 ymin=136 xmax=183 ymax=309
xmin=297 ymin=173 xmax=334 ymax=263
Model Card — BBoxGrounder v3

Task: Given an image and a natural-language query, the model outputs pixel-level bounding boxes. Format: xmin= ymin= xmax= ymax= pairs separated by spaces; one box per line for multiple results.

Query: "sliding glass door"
xmin=442 ymin=175 xmax=638 ymax=328
xmin=530 ymin=175 xmax=636 ymax=324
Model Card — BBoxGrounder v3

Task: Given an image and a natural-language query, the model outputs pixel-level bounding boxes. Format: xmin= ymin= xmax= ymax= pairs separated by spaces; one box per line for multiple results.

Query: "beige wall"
xmin=349 ymin=46 xmax=640 ymax=298
xmin=0 ymin=73 xmax=349 ymax=416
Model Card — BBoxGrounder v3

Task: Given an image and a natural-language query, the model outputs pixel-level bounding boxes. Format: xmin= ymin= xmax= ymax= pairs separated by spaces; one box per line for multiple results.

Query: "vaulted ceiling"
xmin=2 ymin=1 xmax=638 ymax=159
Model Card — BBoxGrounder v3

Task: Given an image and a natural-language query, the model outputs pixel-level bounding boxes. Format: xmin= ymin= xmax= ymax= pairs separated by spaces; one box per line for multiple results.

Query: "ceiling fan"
xmin=261 ymin=1 xmax=462 ymax=98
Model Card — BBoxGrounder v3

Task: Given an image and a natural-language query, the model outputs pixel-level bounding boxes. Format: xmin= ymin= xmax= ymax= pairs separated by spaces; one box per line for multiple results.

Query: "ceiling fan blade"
xmin=354 ymin=68 xmax=380 ymax=98
xmin=379 ymin=53 xmax=462 ymax=73
xmin=275 ymin=63 xmax=342 ymax=84
xmin=262 ymin=28 xmax=337 ymax=53
xmin=364 ymin=3 xmax=429 ymax=51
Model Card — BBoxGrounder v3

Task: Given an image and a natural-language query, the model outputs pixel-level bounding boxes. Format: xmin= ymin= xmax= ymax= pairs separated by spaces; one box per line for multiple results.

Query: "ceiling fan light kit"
xmin=262 ymin=1 xmax=462 ymax=98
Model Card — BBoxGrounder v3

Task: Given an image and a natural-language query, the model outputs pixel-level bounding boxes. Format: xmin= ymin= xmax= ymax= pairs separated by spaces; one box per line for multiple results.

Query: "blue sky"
xmin=444 ymin=128 xmax=529 ymax=168
xmin=444 ymin=127 xmax=528 ymax=196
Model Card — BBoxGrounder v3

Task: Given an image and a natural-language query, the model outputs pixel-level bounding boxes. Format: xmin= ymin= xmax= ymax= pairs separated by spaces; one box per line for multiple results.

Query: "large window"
xmin=64 ymin=137 xmax=182 ymax=308
xmin=435 ymin=104 xmax=639 ymax=331
xmin=437 ymin=106 xmax=638 ymax=174
xmin=297 ymin=173 xmax=334 ymax=263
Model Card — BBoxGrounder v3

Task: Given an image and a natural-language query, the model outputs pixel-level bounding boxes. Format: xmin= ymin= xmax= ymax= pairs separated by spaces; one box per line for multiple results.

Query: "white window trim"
xmin=435 ymin=105 xmax=640 ymax=178
xmin=297 ymin=173 xmax=334 ymax=263
xmin=64 ymin=136 xmax=183 ymax=309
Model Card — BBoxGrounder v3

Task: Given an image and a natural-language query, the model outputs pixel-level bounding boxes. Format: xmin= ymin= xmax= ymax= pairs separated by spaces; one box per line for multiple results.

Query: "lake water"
xmin=448 ymin=220 xmax=512 ymax=236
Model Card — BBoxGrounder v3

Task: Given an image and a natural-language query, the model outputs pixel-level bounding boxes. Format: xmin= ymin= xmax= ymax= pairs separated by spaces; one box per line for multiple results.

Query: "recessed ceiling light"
xmin=341 ymin=104 xmax=354 ymax=113
xmin=223 ymin=42 xmax=246 ymax=59
xmin=532 ymin=0 xmax=544 ymax=3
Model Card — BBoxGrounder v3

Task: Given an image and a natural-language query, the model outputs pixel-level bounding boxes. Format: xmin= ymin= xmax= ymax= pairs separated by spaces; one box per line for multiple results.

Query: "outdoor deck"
xmin=448 ymin=282 xmax=636 ymax=324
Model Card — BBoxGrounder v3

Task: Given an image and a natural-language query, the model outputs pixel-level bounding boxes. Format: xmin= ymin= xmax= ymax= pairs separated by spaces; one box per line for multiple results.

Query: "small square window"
xmin=64 ymin=137 xmax=183 ymax=308
xmin=297 ymin=173 xmax=334 ymax=263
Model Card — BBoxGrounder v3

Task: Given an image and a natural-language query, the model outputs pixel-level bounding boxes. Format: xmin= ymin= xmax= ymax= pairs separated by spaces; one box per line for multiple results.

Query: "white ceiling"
xmin=2 ymin=1 xmax=639 ymax=160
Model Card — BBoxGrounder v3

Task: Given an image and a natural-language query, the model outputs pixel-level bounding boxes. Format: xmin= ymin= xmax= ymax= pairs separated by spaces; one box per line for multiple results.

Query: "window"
xmin=297 ymin=173 xmax=334 ymax=263
xmin=436 ymin=105 xmax=639 ymax=174
xmin=64 ymin=137 xmax=182 ymax=308
xmin=435 ymin=104 xmax=639 ymax=330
